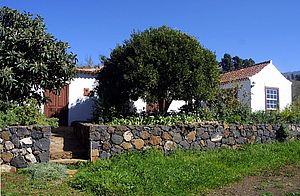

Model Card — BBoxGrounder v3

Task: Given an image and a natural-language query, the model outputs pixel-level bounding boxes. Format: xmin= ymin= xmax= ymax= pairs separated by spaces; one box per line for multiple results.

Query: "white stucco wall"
xmin=133 ymin=99 xmax=186 ymax=113
xmin=250 ymin=63 xmax=292 ymax=111
xmin=167 ymin=100 xmax=186 ymax=112
xmin=221 ymin=79 xmax=252 ymax=107
xmin=68 ymin=73 xmax=97 ymax=126
xmin=134 ymin=99 xmax=147 ymax=113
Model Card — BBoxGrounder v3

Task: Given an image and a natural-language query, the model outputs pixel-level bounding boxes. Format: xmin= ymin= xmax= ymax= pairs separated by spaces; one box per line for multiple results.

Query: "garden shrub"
xmin=20 ymin=163 xmax=67 ymax=181
xmin=0 ymin=99 xmax=58 ymax=128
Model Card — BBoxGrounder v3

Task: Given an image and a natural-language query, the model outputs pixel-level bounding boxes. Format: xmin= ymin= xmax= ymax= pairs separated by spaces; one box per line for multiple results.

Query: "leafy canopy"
xmin=220 ymin=53 xmax=255 ymax=73
xmin=0 ymin=7 xmax=76 ymax=103
xmin=96 ymin=26 xmax=219 ymax=118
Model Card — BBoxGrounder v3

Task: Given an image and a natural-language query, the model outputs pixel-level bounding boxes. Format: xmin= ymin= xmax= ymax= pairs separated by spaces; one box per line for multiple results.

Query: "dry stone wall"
xmin=74 ymin=123 xmax=300 ymax=162
xmin=0 ymin=126 xmax=51 ymax=168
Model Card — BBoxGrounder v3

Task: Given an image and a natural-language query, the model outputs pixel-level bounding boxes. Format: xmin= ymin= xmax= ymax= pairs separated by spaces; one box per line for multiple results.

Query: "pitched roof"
xmin=220 ymin=60 xmax=271 ymax=84
xmin=76 ymin=67 xmax=102 ymax=75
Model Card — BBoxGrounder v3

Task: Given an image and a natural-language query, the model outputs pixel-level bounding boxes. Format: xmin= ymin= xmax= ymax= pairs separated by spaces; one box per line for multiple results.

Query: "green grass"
xmin=70 ymin=140 xmax=300 ymax=195
xmin=1 ymin=172 xmax=87 ymax=196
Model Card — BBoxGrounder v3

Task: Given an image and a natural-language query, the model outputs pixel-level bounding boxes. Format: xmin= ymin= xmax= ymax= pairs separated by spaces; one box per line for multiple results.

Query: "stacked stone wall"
xmin=0 ymin=126 xmax=51 ymax=168
xmin=73 ymin=123 xmax=300 ymax=162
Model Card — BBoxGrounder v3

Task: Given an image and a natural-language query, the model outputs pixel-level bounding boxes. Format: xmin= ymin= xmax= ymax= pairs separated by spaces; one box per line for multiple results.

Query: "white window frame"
xmin=265 ymin=87 xmax=279 ymax=110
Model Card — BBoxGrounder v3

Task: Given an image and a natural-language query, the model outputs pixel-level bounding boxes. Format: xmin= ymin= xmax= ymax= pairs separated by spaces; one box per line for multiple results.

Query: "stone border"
xmin=0 ymin=125 xmax=51 ymax=168
xmin=73 ymin=123 xmax=300 ymax=162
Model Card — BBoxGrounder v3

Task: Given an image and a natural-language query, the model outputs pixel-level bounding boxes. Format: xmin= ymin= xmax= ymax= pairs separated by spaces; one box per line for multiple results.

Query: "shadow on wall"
xmin=68 ymin=97 xmax=97 ymax=126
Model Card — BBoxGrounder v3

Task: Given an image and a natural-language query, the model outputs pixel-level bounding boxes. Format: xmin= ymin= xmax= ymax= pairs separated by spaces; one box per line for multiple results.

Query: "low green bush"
xmin=0 ymin=98 xmax=58 ymax=128
xmin=70 ymin=140 xmax=300 ymax=195
xmin=104 ymin=99 xmax=300 ymax=126
xmin=20 ymin=163 xmax=67 ymax=181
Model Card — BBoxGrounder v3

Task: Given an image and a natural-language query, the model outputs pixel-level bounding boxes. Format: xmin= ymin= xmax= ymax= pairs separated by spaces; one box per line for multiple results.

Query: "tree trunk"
xmin=158 ymin=98 xmax=172 ymax=114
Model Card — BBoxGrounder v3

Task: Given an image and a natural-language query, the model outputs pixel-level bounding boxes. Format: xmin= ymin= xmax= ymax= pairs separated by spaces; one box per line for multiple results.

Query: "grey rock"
xmin=111 ymin=134 xmax=123 ymax=145
xmin=8 ymin=127 xmax=17 ymax=134
xmin=201 ymin=132 xmax=210 ymax=140
xmin=5 ymin=141 xmax=14 ymax=150
xmin=100 ymin=151 xmax=111 ymax=159
xmin=232 ymin=130 xmax=240 ymax=138
xmin=221 ymin=138 xmax=228 ymax=144
xmin=152 ymin=127 xmax=162 ymax=136
xmin=16 ymin=128 xmax=30 ymax=138
xmin=257 ymin=129 xmax=264 ymax=136
xmin=179 ymin=140 xmax=190 ymax=149
xmin=11 ymin=135 xmax=21 ymax=148
xmin=207 ymin=140 xmax=215 ymax=148
xmin=230 ymin=125 xmax=237 ymax=131
xmin=191 ymin=142 xmax=201 ymax=149
xmin=43 ymin=130 xmax=51 ymax=138
xmin=90 ymin=131 xmax=101 ymax=140
xmin=33 ymin=138 xmax=50 ymax=151
xmin=0 ymin=138 xmax=3 ymax=144
xmin=99 ymin=130 xmax=110 ymax=141
xmin=160 ymin=126 xmax=170 ymax=132
xmin=211 ymin=133 xmax=223 ymax=142
xmin=196 ymin=128 xmax=205 ymax=137
xmin=91 ymin=141 xmax=100 ymax=149
xmin=256 ymin=137 xmax=262 ymax=143
xmin=173 ymin=133 xmax=182 ymax=143
xmin=38 ymin=151 xmax=50 ymax=162
xmin=236 ymin=137 xmax=246 ymax=144
xmin=25 ymin=153 xmax=37 ymax=163
xmin=111 ymin=145 xmax=123 ymax=154
xmin=228 ymin=137 xmax=235 ymax=145
xmin=31 ymin=130 xmax=43 ymax=139
xmin=11 ymin=156 xmax=28 ymax=168
xmin=263 ymin=130 xmax=270 ymax=137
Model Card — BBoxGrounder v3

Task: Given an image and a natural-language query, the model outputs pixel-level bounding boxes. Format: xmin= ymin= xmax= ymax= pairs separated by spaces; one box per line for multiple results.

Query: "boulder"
xmin=111 ymin=134 xmax=123 ymax=145
xmin=1 ymin=152 xmax=13 ymax=163
xmin=132 ymin=139 xmax=144 ymax=150
xmin=20 ymin=137 xmax=33 ymax=145
xmin=4 ymin=141 xmax=14 ymax=150
xmin=0 ymin=164 xmax=16 ymax=173
xmin=164 ymin=141 xmax=176 ymax=151
xmin=25 ymin=153 xmax=37 ymax=163
xmin=123 ymin=131 xmax=133 ymax=142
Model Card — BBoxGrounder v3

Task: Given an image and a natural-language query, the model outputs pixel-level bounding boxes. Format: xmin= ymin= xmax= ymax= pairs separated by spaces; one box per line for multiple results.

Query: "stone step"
xmin=50 ymin=150 xmax=88 ymax=160
xmin=50 ymin=151 xmax=73 ymax=160
xmin=49 ymin=159 xmax=88 ymax=165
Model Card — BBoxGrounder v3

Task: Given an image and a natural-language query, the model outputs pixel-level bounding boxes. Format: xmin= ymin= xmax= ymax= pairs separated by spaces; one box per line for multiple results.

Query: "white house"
xmin=220 ymin=60 xmax=292 ymax=111
xmin=45 ymin=60 xmax=291 ymax=126
xmin=44 ymin=68 xmax=99 ymax=126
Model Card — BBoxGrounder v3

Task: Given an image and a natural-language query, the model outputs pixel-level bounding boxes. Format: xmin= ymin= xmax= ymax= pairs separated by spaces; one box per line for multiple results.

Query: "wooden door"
xmin=44 ymin=85 xmax=69 ymax=126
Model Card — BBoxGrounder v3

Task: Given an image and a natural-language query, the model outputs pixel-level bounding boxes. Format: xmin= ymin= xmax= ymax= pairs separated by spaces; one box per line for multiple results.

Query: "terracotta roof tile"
xmin=220 ymin=60 xmax=271 ymax=84
xmin=76 ymin=67 xmax=102 ymax=75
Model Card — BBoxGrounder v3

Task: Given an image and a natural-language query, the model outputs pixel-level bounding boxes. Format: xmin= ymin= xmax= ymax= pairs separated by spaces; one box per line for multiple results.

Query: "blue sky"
xmin=1 ymin=0 xmax=300 ymax=72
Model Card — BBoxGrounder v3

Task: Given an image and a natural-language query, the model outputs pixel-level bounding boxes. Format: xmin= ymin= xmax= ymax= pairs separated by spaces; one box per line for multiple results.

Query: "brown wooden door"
xmin=44 ymin=85 xmax=69 ymax=126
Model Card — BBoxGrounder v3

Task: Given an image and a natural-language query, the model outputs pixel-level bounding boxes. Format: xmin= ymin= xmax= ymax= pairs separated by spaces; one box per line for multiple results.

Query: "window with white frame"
xmin=265 ymin=88 xmax=279 ymax=110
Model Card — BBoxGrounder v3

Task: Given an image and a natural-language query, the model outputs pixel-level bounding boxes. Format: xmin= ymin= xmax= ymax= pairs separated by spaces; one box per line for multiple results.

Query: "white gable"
xmin=249 ymin=62 xmax=292 ymax=111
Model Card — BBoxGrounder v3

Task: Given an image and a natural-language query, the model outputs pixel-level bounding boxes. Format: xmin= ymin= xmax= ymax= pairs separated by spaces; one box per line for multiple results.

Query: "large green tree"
xmin=96 ymin=26 xmax=220 ymax=118
xmin=0 ymin=7 xmax=76 ymax=103
xmin=220 ymin=53 xmax=255 ymax=72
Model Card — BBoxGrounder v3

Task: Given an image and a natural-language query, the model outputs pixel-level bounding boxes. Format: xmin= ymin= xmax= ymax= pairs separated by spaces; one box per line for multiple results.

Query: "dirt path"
xmin=208 ymin=165 xmax=300 ymax=196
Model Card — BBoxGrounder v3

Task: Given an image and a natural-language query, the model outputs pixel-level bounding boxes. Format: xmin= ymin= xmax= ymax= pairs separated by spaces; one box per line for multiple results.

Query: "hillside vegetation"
xmin=292 ymin=80 xmax=300 ymax=101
